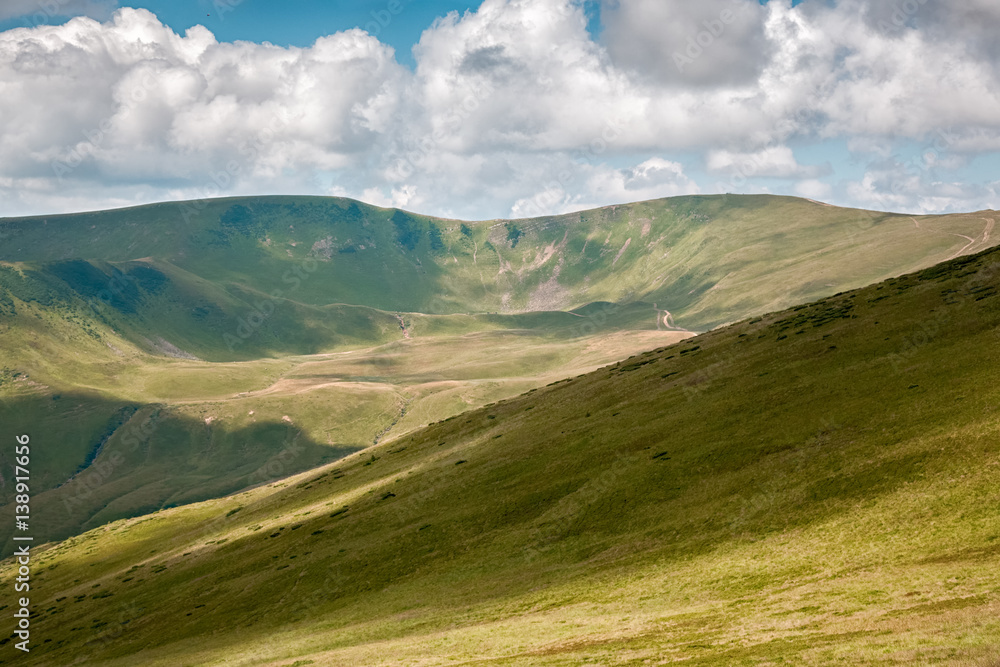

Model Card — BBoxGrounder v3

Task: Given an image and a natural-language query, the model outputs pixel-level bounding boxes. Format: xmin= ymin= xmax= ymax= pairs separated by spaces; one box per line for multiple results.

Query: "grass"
xmin=2 ymin=195 xmax=995 ymax=549
xmin=4 ymin=239 xmax=1000 ymax=664
xmin=1 ymin=195 xmax=995 ymax=549
xmin=1 ymin=195 xmax=994 ymax=347
xmin=0 ymin=309 xmax=690 ymax=551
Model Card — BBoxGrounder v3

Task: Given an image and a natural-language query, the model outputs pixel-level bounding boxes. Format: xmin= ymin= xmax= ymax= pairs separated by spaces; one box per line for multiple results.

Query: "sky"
xmin=0 ymin=0 xmax=998 ymax=220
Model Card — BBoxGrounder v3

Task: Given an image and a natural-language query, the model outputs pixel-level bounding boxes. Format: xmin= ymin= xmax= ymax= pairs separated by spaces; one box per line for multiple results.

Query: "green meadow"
xmin=0 ymin=195 xmax=998 ymax=665
xmin=5 ymin=194 xmax=992 ymax=548
xmin=0 ymin=208 xmax=997 ymax=664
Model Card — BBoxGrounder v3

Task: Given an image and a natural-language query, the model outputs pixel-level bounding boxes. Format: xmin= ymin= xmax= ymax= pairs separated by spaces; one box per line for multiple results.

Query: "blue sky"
xmin=0 ymin=0 xmax=997 ymax=219
xmin=1 ymin=1 xmax=503 ymax=67
xmin=1 ymin=1 xmax=797 ymax=65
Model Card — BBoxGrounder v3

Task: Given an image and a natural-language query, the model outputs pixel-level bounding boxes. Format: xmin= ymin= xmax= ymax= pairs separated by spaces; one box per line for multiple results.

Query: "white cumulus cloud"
xmin=0 ymin=0 xmax=999 ymax=217
xmin=706 ymin=146 xmax=828 ymax=179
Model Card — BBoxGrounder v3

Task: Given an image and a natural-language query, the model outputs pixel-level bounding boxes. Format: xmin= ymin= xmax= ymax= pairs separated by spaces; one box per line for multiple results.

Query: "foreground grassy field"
xmin=5 ymin=241 xmax=1000 ymax=665
xmin=0 ymin=318 xmax=689 ymax=552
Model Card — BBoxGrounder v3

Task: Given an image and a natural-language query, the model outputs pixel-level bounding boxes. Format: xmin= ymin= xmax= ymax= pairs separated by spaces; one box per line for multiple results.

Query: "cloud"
xmin=600 ymin=0 xmax=771 ymax=86
xmin=845 ymin=154 xmax=998 ymax=214
xmin=0 ymin=9 xmax=405 ymax=208
xmin=510 ymin=157 xmax=700 ymax=218
xmin=862 ymin=0 xmax=1000 ymax=63
xmin=0 ymin=0 xmax=999 ymax=218
xmin=409 ymin=0 xmax=633 ymax=154
xmin=778 ymin=0 xmax=1000 ymax=143
xmin=358 ymin=184 xmax=419 ymax=210
xmin=580 ymin=157 xmax=701 ymax=205
xmin=794 ymin=179 xmax=832 ymax=201
xmin=706 ymin=146 xmax=829 ymax=179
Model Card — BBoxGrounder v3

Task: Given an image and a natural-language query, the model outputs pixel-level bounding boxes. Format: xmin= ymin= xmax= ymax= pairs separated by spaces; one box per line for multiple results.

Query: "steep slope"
xmin=5 ymin=194 xmax=993 ymax=553
xmin=6 ymin=243 xmax=1000 ymax=665
xmin=0 ymin=309 xmax=689 ymax=552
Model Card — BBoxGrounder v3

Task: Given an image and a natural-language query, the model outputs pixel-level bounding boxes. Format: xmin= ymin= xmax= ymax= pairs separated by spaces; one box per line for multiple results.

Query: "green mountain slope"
xmin=6 ymin=242 xmax=1000 ymax=665
xmin=0 ymin=293 xmax=689 ymax=551
xmin=0 ymin=194 xmax=995 ymax=563
xmin=2 ymin=195 xmax=994 ymax=357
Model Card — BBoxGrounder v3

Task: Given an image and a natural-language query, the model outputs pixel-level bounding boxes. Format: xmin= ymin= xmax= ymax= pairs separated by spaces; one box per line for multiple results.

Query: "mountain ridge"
xmin=2 ymin=194 xmax=995 ymax=362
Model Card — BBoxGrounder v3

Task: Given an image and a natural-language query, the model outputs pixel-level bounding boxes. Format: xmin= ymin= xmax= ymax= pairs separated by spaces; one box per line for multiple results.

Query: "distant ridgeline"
xmin=0 ymin=194 xmax=995 ymax=360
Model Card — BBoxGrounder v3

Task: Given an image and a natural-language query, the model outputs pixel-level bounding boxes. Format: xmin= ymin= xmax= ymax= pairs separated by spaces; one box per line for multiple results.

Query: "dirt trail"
xmin=949 ymin=233 xmax=978 ymax=259
xmin=396 ymin=315 xmax=412 ymax=339
xmin=653 ymin=304 xmax=690 ymax=332
xmin=373 ymin=397 xmax=412 ymax=445
xmin=981 ymin=217 xmax=995 ymax=246
xmin=911 ymin=216 xmax=995 ymax=260
xmin=172 ymin=379 xmax=396 ymax=405
xmin=948 ymin=216 xmax=994 ymax=259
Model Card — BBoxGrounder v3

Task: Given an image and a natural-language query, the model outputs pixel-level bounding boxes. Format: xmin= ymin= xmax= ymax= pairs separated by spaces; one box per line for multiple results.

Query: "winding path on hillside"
xmin=653 ymin=304 xmax=690 ymax=332
xmin=167 ymin=330 xmax=694 ymax=429
xmin=981 ymin=217 xmax=995 ymax=246
xmin=948 ymin=216 xmax=995 ymax=259
xmin=909 ymin=216 xmax=996 ymax=260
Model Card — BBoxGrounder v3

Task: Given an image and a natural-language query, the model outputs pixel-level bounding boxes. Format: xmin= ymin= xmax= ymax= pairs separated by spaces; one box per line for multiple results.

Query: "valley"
xmin=1 ymin=194 xmax=999 ymax=665
xmin=1 ymin=194 xmax=996 ymax=551
xmin=3 ymin=231 xmax=999 ymax=665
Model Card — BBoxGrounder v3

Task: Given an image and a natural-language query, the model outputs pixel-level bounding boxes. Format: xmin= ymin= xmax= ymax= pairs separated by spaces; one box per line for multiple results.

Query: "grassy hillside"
xmin=0 ymin=313 xmax=689 ymax=552
xmin=9 ymin=193 xmax=990 ymax=552
xmin=2 ymin=195 xmax=995 ymax=353
xmin=6 ymin=242 xmax=1000 ymax=665
xmin=1 ymin=193 xmax=997 ymax=630
xmin=1 ymin=217 xmax=691 ymax=550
